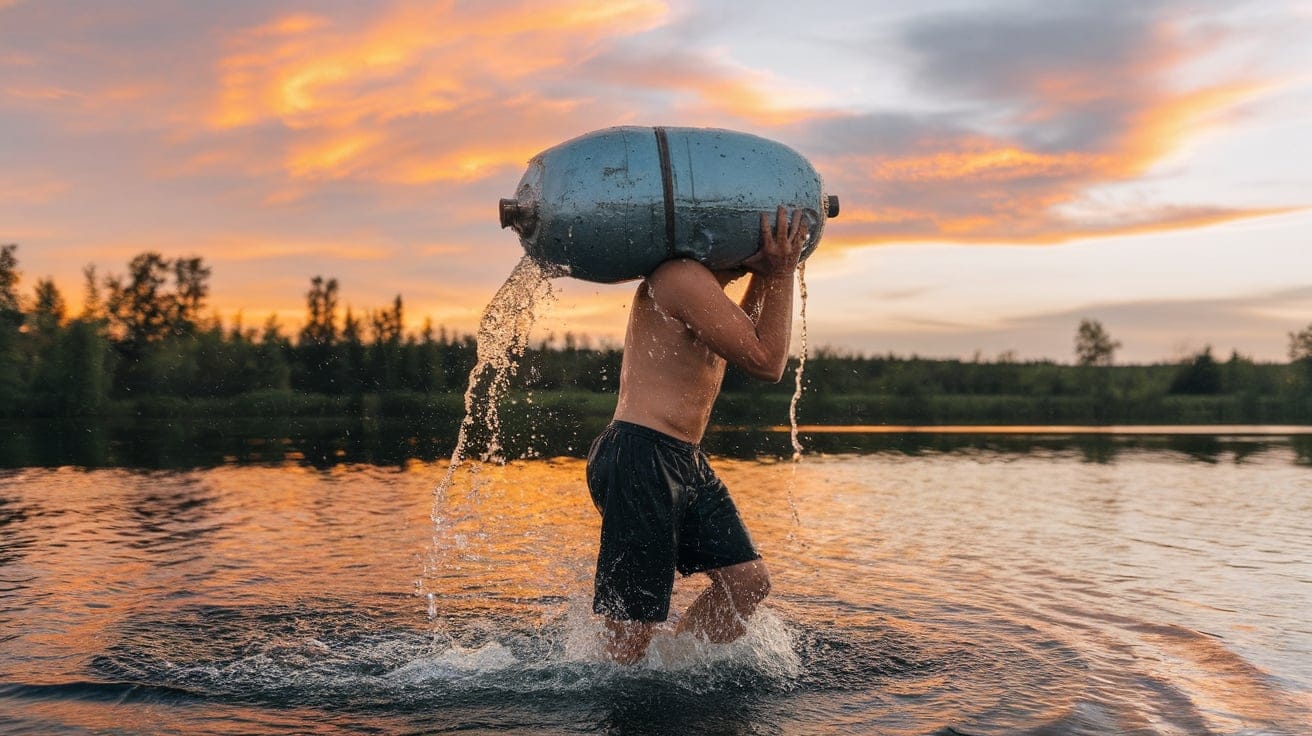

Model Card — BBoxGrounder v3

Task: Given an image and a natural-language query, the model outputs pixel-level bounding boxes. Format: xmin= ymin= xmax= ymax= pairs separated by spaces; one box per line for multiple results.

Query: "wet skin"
xmin=603 ymin=206 xmax=809 ymax=664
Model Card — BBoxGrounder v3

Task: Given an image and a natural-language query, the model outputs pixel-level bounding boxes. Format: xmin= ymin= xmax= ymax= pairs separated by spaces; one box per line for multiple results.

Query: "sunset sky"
xmin=2 ymin=0 xmax=1309 ymax=363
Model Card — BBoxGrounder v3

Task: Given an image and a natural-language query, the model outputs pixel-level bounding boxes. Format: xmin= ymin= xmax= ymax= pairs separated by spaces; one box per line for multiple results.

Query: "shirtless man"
xmin=586 ymin=206 xmax=809 ymax=664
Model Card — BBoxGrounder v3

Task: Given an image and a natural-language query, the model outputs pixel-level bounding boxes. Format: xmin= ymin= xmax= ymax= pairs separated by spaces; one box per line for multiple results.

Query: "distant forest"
xmin=4 ymin=243 xmax=1312 ymax=426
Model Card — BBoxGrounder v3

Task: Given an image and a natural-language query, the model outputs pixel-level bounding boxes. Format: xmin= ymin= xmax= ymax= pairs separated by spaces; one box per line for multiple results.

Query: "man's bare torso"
xmin=612 ymin=278 xmax=727 ymax=444
xmin=606 ymin=209 xmax=807 ymax=445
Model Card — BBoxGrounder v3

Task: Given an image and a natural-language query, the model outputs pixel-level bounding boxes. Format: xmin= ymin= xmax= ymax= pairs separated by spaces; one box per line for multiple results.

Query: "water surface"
xmin=1 ymin=436 xmax=1309 ymax=734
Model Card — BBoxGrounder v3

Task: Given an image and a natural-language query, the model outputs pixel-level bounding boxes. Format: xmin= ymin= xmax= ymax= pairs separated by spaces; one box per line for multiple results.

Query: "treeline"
xmin=716 ymin=318 xmax=1312 ymax=425
xmin=3 ymin=243 xmax=1312 ymax=426
xmin=0 ymin=244 xmax=622 ymax=417
xmin=715 ymin=347 xmax=1312 ymax=426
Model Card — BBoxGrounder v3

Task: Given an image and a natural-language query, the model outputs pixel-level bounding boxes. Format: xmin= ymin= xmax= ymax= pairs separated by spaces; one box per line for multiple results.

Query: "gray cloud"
xmin=904 ymin=0 xmax=1158 ymax=82
xmin=777 ymin=0 xmax=1297 ymax=248
xmin=787 ymin=111 xmax=966 ymax=158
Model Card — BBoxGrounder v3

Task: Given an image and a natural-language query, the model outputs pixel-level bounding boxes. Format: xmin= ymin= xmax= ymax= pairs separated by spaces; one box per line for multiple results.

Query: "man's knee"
xmin=717 ymin=559 xmax=771 ymax=608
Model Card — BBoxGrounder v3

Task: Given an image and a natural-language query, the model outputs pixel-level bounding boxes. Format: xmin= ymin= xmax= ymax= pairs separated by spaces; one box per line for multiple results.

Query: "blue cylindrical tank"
xmin=499 ymin=126 xmax=838 ymax=283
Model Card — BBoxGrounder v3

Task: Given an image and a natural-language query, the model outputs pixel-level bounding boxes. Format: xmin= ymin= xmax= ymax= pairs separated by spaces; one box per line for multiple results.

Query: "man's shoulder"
xmin=648 ymin=258 xmax=714 ymax=288
xmin=642 ymin=259 xmax=734 ymax=326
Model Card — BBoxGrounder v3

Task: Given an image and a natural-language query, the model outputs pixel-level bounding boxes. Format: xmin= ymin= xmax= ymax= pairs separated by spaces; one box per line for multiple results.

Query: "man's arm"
xmin=647 ymin=207 xmax=807 ymax=382
xmin=738 ymin=267 xmax=770 ymax=324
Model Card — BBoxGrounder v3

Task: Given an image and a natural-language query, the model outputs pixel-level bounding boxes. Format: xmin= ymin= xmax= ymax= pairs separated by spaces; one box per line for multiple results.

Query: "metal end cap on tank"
xmin=499 ymin=198 xmax=536 ymax=236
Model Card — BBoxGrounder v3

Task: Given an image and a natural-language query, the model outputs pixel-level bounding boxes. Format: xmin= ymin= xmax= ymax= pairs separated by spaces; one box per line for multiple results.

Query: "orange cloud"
xmin=249 ymin=13 xmax=328 ymax=37
xmin=1113 ymin=80 xmax=1267 ymax=177
xmin=387 ymin=147 xmax=536 ymax=185
xmin=869 ymin=144 xmax=1106 ymax=182
xmin=205 ymin=1 xmax=671 ymax=186
xmin=199 ymin=0 xmax=828 ymax=190
xmin=285 ymin=132 xmax=382 ymax=179
xmin=210 ymin=2 xmax=668 ymax=128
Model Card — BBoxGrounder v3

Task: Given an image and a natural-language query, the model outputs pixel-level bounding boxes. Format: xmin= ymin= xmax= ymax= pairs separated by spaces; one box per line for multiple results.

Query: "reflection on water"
xmin=0 ymin=440 xmax=1309 ymax=734
xmin=0 ymin=414 xmax=597 ymax=470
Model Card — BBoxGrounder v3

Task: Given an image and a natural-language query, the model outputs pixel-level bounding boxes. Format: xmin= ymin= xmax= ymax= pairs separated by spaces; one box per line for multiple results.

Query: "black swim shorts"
xmin=586 ymin=420 xmax=760 ymax=622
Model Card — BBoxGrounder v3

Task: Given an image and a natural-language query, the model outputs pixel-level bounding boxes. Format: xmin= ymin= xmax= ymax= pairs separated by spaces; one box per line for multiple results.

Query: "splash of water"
xmin=556 ymin=599 xmax=802 ymax=682
xmin=422 ymin=255 xmax=555 ymax=618
xmin=788 ymin=263 xmax=808 ymax=462
xmin=783 ymin=264 xmax=808 ymax=535
xmin=443 ymin=255 xmax=556 ymax=477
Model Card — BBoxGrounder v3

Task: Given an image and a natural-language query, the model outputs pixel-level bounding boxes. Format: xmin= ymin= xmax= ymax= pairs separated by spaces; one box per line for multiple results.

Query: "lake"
xmin=1 ymin=426 xmax=1309 ymax=735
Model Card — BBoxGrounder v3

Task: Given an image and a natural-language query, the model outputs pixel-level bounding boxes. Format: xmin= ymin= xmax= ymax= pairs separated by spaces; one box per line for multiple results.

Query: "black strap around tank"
xmin=653 ymin=127 xmax=677 ymax=254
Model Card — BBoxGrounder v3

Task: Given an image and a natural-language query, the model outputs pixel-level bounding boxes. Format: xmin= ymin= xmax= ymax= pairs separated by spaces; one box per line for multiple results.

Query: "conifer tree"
xmin=0 ymin=245 xmax=23 ymax=410
xmin=297 ymin=276 xmax=341 ymax=393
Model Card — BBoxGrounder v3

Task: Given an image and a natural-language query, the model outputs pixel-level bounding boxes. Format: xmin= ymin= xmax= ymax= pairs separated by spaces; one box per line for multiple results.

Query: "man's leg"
xmin=587 ymin=424 xmax=679 ymax=665
xmin=604 ymin=618 xmax=656 ymax=665
xmin=675 ymin=559 xmax=771 ymax=643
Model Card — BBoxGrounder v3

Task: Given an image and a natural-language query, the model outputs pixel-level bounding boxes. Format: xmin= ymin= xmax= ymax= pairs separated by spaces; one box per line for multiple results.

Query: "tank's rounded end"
xmin=825 ymin=195 xmax=840 ymax=218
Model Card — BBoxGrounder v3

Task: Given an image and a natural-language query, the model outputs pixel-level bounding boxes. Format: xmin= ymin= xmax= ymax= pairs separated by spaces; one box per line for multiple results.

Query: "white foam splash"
xmin=557 ymin=596 xmax=801 ymax=685
xmin=641 ymin=609 xmax=802 ymax=681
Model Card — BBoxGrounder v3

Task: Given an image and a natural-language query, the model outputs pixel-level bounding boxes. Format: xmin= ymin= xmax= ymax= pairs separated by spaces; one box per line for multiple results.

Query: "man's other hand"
xmin=742 ymin=205 xmax=808 ymax=276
